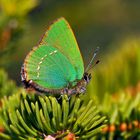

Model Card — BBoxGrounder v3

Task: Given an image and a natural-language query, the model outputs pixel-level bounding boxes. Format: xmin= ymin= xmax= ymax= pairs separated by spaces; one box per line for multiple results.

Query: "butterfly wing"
xmin=24 ymin=44 xmax=77 ymax=89
xmin=40 ymin=17 xmax=84 ymax=80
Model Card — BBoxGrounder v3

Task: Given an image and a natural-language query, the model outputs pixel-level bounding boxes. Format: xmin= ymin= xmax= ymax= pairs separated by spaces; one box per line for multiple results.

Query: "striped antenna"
xmin=85 ymin=47 xmax=100 ymax=72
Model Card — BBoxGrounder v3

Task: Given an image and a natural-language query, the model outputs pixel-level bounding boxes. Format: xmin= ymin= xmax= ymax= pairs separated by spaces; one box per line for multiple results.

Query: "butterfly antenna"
xmin=85 ymin=47 xmax=100 ymax=72
xmin=87 ymin=60 xmax=100 ymax=72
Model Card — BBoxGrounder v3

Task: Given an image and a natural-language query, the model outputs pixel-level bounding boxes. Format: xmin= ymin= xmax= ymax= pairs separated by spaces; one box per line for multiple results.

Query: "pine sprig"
xmin=84 ymin=38 xmax=140 ymax=139
xmin=96 ymin=92 xmax=140 ymax=140
xmin=0 ymin=92 xmax=107 ymax=139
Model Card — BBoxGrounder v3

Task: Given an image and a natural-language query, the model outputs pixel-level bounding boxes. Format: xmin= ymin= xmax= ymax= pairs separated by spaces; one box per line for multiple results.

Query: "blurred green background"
xmin=1 ymin=0 xmax=140 ymax=85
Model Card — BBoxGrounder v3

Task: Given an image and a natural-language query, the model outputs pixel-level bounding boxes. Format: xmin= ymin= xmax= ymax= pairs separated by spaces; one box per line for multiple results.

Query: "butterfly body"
xmin=21 ymin=17 xmax=91 ymax=95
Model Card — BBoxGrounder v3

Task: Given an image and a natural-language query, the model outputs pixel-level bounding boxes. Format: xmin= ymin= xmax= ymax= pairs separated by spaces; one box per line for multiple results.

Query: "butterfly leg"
xmin=57 ymin=94 xmax=63 ymax=100
xmin=57 ymin=94 xmax=69 ymax=102
xmin=57 ymin=87 xmax=69 ymax=100
xmin=67 ymin=92 xmax=75 ymax=101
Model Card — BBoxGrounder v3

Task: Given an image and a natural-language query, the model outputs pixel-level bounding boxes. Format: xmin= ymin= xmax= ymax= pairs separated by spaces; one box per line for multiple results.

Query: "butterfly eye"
xmin=84 ymin=75 xmax=87 ymax=81
xmin=83 ymin=73 xmax=92 ymax=83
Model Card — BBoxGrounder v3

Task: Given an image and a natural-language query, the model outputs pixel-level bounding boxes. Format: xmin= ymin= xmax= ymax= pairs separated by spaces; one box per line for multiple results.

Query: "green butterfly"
xmin=21 ymin=17 xmax=95 ymax=95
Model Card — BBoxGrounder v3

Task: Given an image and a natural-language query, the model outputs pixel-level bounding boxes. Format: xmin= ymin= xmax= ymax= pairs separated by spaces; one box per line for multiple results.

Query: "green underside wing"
xmin=24 ymin=17 xmax=84 ymax=89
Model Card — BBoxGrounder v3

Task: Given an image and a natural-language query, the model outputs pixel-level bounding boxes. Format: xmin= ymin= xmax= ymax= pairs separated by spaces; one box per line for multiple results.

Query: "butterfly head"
xmin=83 ymin=72 xmax=91 ymax=83
xmin=76 ymin=72 xmax=91 ymax=94
xmin=66 ymin=73 xmax=91 ymax=95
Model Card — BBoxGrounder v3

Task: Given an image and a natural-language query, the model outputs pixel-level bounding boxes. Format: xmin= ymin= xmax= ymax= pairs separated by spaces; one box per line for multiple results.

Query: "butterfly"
xmin=21 ymin=17 xmax=98 ymax=95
